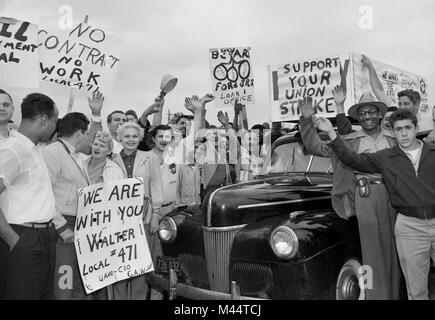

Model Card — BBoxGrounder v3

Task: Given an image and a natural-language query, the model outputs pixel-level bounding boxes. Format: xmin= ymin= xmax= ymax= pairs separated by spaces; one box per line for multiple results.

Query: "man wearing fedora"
xmin=299 ymin=86 xmax=401 ymax=300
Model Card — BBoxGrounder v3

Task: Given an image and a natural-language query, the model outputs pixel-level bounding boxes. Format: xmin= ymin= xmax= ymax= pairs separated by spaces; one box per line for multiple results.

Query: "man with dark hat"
xmin=300 ymin=85 xmax=401 ymax=300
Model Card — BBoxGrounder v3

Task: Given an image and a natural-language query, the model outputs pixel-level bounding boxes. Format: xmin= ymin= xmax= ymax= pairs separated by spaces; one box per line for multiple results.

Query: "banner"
xmin=209 ymin=47 xmax=254 ymax=108
xmin=268 ymin=54 xmax=352 ymax=122
xmin=38 ymin=17 xmax=122 ymax=96
xmin=75 ymin=178 xmax=153 ymax=294
xmin=0 ymin=17 xmax=39 ymax=88
xmin=269 ymin=53 xmax=431 ymax=127
xmin=351 ymin=52 xmax=432 ymax=131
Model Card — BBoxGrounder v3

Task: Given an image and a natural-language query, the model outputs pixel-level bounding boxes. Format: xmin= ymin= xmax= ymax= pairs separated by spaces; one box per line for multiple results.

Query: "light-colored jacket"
xmin=112 ymin=150 xmax=163 ymax=224
xmin=43 ymin=140 xmax=89 ymax=231
xmin=83 ymin=156 xmax=124 ymax=183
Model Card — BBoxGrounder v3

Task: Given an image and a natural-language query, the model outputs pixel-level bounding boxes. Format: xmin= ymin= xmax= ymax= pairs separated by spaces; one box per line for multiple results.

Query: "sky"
xmin=1 ymin=0 xmax=435 ymax=126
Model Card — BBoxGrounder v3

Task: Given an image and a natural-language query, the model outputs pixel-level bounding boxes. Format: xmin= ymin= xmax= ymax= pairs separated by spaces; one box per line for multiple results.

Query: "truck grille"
xmin=202 ymin=224 xmax=246 ymax=293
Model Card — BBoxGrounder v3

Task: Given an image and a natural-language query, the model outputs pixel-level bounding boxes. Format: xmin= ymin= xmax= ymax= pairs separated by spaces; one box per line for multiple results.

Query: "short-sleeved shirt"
xmin=0 ymin=131 xmax=56 ymax=224
xmin=160 ymin=150 xmax=179 ymax=205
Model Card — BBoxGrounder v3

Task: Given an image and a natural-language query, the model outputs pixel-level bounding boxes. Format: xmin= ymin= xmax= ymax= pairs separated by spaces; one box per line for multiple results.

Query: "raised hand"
xmin=234 ymin=98 xmax=243 ymax=114
xmin=200 ymin=93 xmax=215 ymax=104
xmin=315 ymin=116 xmax=334 ymax=133
xmin=361 ymin=54 xmax=373 ymax=69
xmin=87 ymin=90 xmax=104 ymax=116
xmin=187 ymin=95 xmax=204 ymax=113
xmin=144 ymin=96 xmax=164 ymax=117
xmin=332 ymin=85 xmax=346 ymax=106
xmin=299 ymin=96 xmax=315 ymax=119
xmin=217 ymin=111 xmax=230 ymax=127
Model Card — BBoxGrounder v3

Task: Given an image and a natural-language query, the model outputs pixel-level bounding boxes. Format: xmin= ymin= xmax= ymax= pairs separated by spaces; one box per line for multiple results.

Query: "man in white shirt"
xmin=0 ymin=89 xmax=14 ymax=140
xmin=0 ymin=93 xmax=58 ymax=299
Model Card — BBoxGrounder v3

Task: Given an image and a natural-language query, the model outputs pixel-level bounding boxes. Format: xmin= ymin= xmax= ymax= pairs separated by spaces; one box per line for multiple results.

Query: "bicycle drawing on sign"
xmin=213 ymin=56 xmax=251 ymax=82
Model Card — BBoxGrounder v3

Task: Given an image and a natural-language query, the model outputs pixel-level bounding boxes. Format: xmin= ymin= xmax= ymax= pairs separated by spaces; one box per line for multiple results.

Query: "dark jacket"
xmin=329 ymin=136 xmax=435 ymax=220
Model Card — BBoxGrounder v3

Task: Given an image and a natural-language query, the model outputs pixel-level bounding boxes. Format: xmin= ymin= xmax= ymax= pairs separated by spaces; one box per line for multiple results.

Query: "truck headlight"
xmin=270 ymin=226 xmax=299 ymax=259
xmin=158 ymin=217 xmax=177 ymax=243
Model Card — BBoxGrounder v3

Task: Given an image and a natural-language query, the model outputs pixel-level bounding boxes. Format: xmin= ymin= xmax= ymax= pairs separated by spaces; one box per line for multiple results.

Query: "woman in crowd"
xmin=84 ymin=130 xmax=124 ymax=184
xmin=111 ymin=122 xmax=163 ymax=300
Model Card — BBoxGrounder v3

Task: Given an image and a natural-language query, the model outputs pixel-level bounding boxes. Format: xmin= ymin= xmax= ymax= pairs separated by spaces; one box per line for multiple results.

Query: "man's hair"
xmin=386 ymin=106 xmax=398 ymax=112
xmin=21 ymin=93 xmax=56 ymax=120
xmin=107 ymin=110 xmax=125 ymax=123
xmin=389 ymin=109 xmax=418 ymax=128
xmin=151 ymin=124 xmax=173 ymax=138
xmin=125 ymin=109 xmax=138 ymax=120
xmin=57 ymin=112 xmax=90 ymax=138
xmin=117 ymin=122 xmax=144 ymax=141
xmin=398 ymin=89 xmax=421 ymax=106
xmin=0 ymin=88 xmax=13 ymax=105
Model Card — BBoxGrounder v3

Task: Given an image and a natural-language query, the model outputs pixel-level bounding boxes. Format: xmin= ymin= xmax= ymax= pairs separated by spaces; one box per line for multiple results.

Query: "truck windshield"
xmin=262 ymin=141 xmax=332 ymax=174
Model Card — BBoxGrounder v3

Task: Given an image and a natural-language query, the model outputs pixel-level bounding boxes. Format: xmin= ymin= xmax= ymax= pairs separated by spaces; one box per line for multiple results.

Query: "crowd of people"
xmin=0 ymin=83 xmax=275 ymax=300
xmin=299 ymin=55 xmax=435 ymax=300
xmin=1 ymin=53 xmax=435 ymax=300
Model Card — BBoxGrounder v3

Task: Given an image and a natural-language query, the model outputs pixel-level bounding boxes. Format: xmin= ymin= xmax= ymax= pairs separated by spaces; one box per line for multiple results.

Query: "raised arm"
xmin=332 ymin=85 xmax=353 ymax=135
xmin=361 ymin=54 xmax=392 ymax=107
xmin=85 ymin=90 xmax=104 ymax=155
xmin=299 ymin=97 xmax=331 ymax=157
xmin=316 ymin=117 xmax=383 ymax=173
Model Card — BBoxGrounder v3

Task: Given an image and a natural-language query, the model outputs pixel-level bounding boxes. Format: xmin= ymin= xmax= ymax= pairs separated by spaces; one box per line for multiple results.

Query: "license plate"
xmin=156 ymin=256 xmax=182 ymax=277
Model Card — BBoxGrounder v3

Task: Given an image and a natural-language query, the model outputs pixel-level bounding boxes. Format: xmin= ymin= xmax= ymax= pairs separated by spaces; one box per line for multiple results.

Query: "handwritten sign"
xmin=351 ymin=52 xmax=432 ymax=131
xmin=268 ymin=54 xmax=351 ymax=121
xmin=38 ymin=17 xmax=122 ymax=96
xmin=209 ymin=47 xmax=255 ymax=108
xmin=74 ymin=178 xmax=153 ymax=294
xmin=0 ymin=18 xmax=39 ymax=88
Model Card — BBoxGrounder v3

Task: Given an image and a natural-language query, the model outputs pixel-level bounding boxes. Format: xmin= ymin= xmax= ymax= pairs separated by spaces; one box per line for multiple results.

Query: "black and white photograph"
xmin=0 ymin=0 xmax=435 ymax=309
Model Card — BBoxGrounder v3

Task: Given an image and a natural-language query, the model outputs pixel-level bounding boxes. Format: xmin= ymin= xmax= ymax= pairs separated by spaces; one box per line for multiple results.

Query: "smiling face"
xmin=153 ymin=129 xmax=173 ymax=152
xmin=356 ymin=105 xmax=381 ymax=132
xmin=92 ymin=138 xmax=110 ymax=159
xmin=119 ymin=127 xmax=140 ymax=153
xmin=0 ymin=93 xmax=14 ymax=125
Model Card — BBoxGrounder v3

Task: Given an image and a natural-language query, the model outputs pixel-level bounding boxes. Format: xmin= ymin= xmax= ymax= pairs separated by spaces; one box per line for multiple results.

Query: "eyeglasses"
xmin=357 ymin=109 xmax=378 ymax=117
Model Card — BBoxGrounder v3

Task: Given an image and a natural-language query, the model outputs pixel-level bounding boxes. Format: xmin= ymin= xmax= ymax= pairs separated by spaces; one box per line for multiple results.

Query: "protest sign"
xmin=351 ymin=52 xmax=432 ymax=131
xmin=209 ymin=47 xmax=255 ymax=108
xmin=74 ymin=178 xmax=153 ymax=294
xmin=38 ymin=17 xmax=122 ymax=96
xmin=0 ymin=17 xmax=39 ymax=88
xmin=268 ymin=54 xmax=351 ymax=121
xmin=268 ymin=53 xmax=431 ymax=127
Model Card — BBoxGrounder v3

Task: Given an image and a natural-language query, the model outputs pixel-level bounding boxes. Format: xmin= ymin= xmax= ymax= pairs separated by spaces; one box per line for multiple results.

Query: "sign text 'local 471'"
xmin=38 ymin=17 xmax=122 ymax=96
xmin=74 ymin=178 xmax=153 ymax=294
xmin=209 ymin=47 xmax=255 ymax=108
